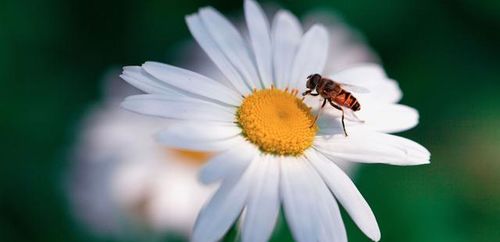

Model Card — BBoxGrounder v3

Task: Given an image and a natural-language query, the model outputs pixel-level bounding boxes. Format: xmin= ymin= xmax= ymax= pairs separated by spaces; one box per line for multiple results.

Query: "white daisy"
xmin=69 ymin=7 xmax=371 ymax=237
xmin=120 ymin=1 xmax=431 ymax=242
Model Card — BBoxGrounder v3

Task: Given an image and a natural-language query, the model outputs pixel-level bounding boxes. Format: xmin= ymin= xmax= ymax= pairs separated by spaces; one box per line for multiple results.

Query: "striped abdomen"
xmin=333 ymin=89 xmax=361 ymax=111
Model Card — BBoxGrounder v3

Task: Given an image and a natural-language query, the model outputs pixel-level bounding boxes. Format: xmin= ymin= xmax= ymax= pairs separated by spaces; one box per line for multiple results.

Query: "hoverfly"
xmin=302 ymin=73 xmax=368 ymax=136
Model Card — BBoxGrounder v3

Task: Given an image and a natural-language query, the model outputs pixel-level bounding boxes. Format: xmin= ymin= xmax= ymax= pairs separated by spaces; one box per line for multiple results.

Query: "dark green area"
xmin=1 ymin=0 xmax=499 ymax=241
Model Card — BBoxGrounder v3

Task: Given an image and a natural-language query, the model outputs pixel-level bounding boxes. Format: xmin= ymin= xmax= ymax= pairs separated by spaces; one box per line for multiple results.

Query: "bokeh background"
xmin=1 ymin=0 xmax=499 ymax=241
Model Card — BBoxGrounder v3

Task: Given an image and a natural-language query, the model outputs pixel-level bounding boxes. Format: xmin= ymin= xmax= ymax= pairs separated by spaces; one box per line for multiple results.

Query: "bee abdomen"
xmin=335 ymin=90 xmax=360 ymax=111
xmin=352 ymin=101 xmax=360 ymax=111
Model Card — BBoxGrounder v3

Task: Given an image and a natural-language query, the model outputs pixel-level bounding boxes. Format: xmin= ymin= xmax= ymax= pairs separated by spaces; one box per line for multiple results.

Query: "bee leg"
xmin=328 ymin=100 xmax=348 ymax=136
xmin=302 ymin=89 xmax=320 ymax=96
xmin=341 ymin=110 xmax=348 ymax=137
xmin=310 ymin=99 xmax=327 ymax=128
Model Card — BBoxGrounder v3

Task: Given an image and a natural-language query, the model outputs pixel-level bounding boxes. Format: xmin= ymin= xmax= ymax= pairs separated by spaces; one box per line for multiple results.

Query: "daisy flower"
xmin=69 ymin=6 xmax=372 ymax=237
xmin=68 ymin=72 xmax=215 ymax=237
xmin=120 ymin=1 xmax=431 ymax=241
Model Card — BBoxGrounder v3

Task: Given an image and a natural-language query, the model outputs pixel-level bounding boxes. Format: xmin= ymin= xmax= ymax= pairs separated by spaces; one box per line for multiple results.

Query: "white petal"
xmin=142 ymin=61 xmax=242 ymax=106
xmin=192 ymin=158 xmax=258 ymax=242
xmin=356 ymin=103 xmax=419 ymax=133
xmin=156 ymin=121 xmax=242 ymax=152
xmin=316 ymin=190 xmax=347 ymax=242
xmin=186 ymin=14 xmax=252 ymax=95
xmin=198 ymin=7 xmax=262 ymax=89
xmin=281 ymin=156 xmax=347 ymax=242
xmin=289 ymin=24 xmax=329 ymax=89
xmin=315 ymin=111 xmax=346 ymax=136
xmin=314 ymin=128 xmax=431 ymax=165
xmin=280 ymin=157 xmax=317 ymax=242
xmin=122 ymin=94 xmax=236 ymax=123
xmin=121 ymin=66 xmax=181 ymax=95
xmin=322 ymin=103 xmax=419 ymax=133
xmin=199 ymin=140 xmax=258 ymax=184
xmin=271 ymin=10 xmax=302 ymax=89
xmin=241 ymin=155 xmax=280 ymax=242
xmin=307 ymin=150 xmax=380 ymax=241
xmin=305 ymin=160 xmax=347 ymax=242
xmin=329 ymin=64 xmax=402 ymax=103
xmin=244 ymin=0 xmax=273 ymax=88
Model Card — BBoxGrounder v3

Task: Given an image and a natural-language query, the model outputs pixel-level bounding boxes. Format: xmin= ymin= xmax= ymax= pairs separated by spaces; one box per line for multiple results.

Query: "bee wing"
xmin=337 ymin=82 xmax=370 ymax=93
xmin=342 ymin=107 xmax=365 ymax=123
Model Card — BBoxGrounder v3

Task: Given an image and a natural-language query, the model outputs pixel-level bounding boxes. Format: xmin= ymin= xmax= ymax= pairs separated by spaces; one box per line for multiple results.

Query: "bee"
xmin=302 ymin=73 xmax=367 ymax=136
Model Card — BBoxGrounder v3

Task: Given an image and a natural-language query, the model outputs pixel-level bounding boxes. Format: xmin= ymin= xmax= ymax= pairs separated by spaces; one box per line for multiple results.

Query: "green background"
xmin=1 ymin=0 xmax=499 ymax=241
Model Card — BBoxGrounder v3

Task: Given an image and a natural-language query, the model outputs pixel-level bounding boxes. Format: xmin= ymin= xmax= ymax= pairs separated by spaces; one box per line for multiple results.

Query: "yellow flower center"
xmin=168 ymin=148 xmax=213 ymax=166
xmin=236 ymin=88 xmax=318 ymax=156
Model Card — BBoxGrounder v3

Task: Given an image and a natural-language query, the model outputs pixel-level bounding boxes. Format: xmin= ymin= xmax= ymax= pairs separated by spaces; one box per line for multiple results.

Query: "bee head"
xmin=306 ymin=74 xmax=322 ymax=89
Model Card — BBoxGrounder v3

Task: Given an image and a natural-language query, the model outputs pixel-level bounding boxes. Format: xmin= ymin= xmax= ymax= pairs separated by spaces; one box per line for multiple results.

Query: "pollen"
xmin=236 ymin=88 xmax=318 ymax=156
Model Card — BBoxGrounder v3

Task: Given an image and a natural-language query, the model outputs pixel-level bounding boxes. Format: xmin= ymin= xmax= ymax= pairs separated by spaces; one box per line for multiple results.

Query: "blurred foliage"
xmin=0 ymin=0 xmax=499 ymax=241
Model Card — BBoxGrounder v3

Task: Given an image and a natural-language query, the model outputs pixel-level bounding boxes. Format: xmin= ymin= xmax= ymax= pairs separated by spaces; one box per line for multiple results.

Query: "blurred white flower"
xmin=120 ymin=1 xmax=430 ymax=242
xmin=68 ymin=72 xmax=215 ymax=238
xmin=302 ymin=12 xmax=379 ymax=74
